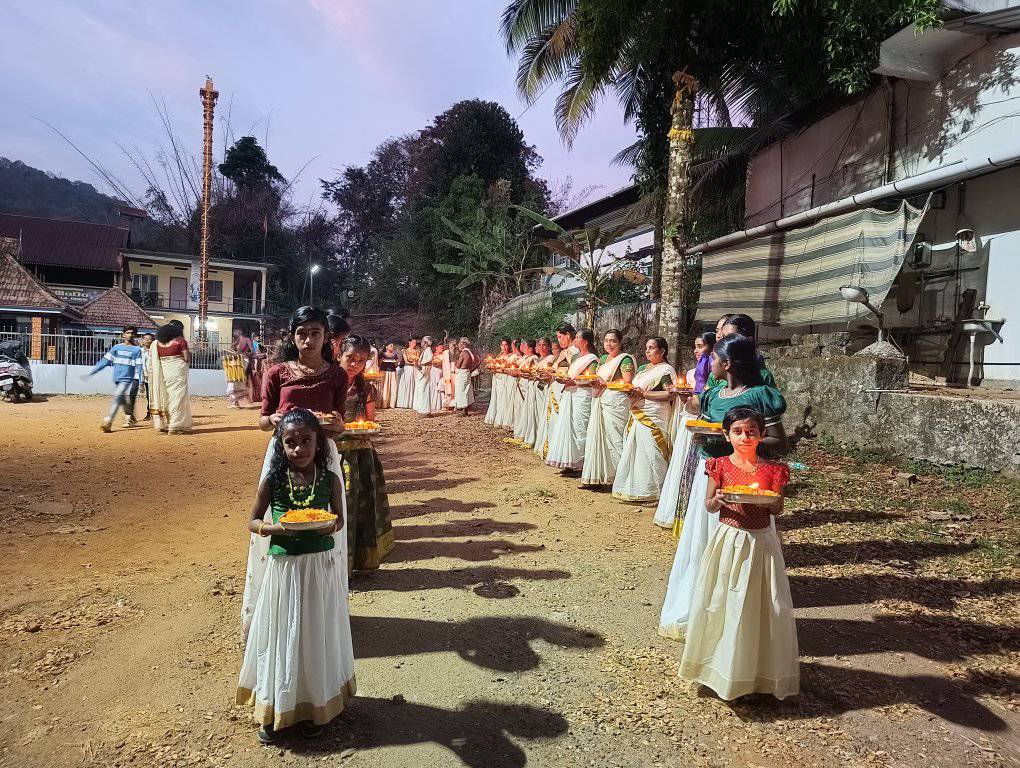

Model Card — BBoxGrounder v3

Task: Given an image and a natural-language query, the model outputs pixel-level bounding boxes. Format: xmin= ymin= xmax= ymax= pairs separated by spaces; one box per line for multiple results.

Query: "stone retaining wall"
xmin=770 ymin=333 xmax=1020 ymax=471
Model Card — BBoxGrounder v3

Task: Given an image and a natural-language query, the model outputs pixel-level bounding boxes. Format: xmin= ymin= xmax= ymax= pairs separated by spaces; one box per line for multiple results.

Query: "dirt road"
xmin=0 ymin=398 xmax=1016 ymax=767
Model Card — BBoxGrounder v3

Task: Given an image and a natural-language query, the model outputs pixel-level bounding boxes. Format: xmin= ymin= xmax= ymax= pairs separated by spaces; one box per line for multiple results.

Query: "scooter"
xmin=0 ymin=339 xmax=33 ymax=402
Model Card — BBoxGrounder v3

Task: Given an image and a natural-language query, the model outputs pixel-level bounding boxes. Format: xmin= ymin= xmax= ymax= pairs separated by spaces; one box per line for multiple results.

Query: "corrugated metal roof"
xmin=80 ymin=287 xmax=157 ymax=330
xmin=0 ymin=238 xmax=82 ymax=316
xmin=0 ymin=214 xmax=129 ymax=272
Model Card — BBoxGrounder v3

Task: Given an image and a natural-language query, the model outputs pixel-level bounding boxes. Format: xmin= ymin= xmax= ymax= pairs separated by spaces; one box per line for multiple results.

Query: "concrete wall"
xmin=28 ymin=362 xmax=227 ymax=397
xmin=771 ymin=334 xmax=1020 ymax=471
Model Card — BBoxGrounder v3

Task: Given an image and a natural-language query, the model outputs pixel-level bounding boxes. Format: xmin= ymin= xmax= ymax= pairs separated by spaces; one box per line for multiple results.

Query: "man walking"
xmin=83 ymin=326 xmax=145 ymax=432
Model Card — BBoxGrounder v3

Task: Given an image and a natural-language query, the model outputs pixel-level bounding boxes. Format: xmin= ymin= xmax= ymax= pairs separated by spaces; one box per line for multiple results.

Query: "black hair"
xmin=722 ymin=406 xmax=766 ymax=434
xmin=328 ymin=305 xmax=350 ymax=320
xmin=604 ymin=328 xmax=623 ymax=341
xmin=722 ymin=313 xmax=756 ymax=340
xmin=342 ymin=334 xmax=372 ymax=355
xmin=521 ymin=338 xmax=536 ymax=353
xmin=555 ymin=322 xmax=576 ymax=336
xmin=500 ymin=337 xmax=512 ymax=346
xmin=649 ymin=336 xmax=669 ymax=357
xmin=717 ymin=313 xmax=735 ymax=327
xmin=168 ymin=319 xmax=185 ymax=330
xmin=266 ymin=409 xmax=329 ymax=492
xmin=538 ymin=337 xmax=552 ymax=349
xmin=698 ymin=331 xmax=717 ymax=350
xmin=577 ymin=328 xmax=596 ymax=350
xmin=142 ymin=332 xmax=155 ymax=339
xmin=327 ymin=312 xmax=351 ymax=336
xmin=714 ymin=333 xmax=764 ymax=387
xmin=122 ymin=325 xmax=137 ymax=334
xmin=155 ymin=323 xmax=183 ymax=343
xmin=275 ymin=306 xmax=333 ymax=363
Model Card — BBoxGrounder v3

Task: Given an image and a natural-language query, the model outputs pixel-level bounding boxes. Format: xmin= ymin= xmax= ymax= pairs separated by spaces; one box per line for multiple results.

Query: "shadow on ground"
xmin=352 ymin=614 xmax=603 ymax=672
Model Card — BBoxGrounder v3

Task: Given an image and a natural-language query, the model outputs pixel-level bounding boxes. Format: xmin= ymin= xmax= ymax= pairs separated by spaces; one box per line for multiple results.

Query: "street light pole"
xmin=309 ymin=264 xmax=320 ymax=305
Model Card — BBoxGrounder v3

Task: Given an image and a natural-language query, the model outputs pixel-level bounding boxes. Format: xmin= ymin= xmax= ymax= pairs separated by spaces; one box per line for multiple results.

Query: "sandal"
xmin=298 ymin=721 xmax=323 ymax=739
xmin=257 ymin=725 xmax=275 ymax=744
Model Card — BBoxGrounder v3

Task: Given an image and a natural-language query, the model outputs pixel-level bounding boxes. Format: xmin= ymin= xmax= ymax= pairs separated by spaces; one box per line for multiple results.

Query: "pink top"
xmin=706 ymin=456 xmax=790 ymax=530
xmin=260 ymin=362 xmax=348 ymax=417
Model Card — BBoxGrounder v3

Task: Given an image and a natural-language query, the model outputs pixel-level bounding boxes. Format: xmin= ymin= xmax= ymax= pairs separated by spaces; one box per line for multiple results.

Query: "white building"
xmin=693 ymin=1 xmax=1020 ymax=386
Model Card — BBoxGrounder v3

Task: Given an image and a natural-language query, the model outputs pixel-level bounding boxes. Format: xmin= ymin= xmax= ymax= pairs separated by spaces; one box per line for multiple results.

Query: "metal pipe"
xmin=689 ymin=144 xmax=1020 ymax=255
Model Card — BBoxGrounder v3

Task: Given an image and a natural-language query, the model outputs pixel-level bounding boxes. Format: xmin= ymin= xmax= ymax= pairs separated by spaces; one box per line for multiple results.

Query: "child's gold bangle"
xmin=257 ymin=522 xmax=266 ymax=537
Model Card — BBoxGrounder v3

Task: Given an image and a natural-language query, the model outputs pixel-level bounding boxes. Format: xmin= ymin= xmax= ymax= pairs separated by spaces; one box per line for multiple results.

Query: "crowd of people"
xmin=477 ymin=316 xmax=799 ymax=703
xmin=85 ymin=306 xmax=797 ymax=741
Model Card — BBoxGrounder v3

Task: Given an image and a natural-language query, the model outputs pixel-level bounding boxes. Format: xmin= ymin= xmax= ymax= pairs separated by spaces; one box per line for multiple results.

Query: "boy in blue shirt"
xmin=83 ymin=326 xmax=144 ymax=432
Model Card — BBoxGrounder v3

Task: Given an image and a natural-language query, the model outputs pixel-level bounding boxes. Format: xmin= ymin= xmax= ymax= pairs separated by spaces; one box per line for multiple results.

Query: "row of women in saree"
xmin=485 ymin=315 xmax=800 ymax=701
xmin=484 ymin=322 xmax=688 ymax=502
xmin=239 ymin=306 xmax=396 ymax=741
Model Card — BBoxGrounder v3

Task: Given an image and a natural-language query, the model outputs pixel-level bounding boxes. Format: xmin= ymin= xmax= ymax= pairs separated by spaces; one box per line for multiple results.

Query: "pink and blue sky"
xmin=0 ymin=0 xmax=637 ymax=208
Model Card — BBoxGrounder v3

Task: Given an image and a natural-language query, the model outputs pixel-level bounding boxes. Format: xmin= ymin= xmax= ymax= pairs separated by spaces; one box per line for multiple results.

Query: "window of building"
xmin=132 ymin=273 xmax=158 ymax=295
xmin=206 ymin=280 xmax=223 ymax=302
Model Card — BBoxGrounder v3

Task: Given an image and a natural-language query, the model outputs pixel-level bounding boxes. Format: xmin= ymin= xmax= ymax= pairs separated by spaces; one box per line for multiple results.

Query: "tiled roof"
xmin=0 ymin=238 xmax=82 ymax=317
xmin=80 ymin=287 xmax=157 ymax=330
xmin=0 ymin=214 xmax=130 ymax=272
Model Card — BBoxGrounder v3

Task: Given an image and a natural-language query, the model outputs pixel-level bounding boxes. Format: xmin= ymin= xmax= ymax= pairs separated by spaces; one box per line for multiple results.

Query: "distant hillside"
xmin=0 ymin=158 xmax=128 ymax=224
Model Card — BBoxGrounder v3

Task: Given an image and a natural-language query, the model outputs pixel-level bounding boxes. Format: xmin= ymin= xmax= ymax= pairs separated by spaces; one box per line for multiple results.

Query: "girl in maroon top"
xmin=259 ymin=306 xmax=347 ymax=436
xmin=678 ymin=406 xmax=799 ymax=701
xmin=243 ymin=307 xmax=352 ymax=646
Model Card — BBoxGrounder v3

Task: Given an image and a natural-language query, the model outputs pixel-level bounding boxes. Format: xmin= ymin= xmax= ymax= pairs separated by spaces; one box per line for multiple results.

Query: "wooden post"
xmin=198 ymin=77 xmax=219 ymax=344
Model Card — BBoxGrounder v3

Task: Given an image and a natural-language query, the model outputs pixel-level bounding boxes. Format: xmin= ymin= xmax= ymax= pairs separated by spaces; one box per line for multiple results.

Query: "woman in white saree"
xmin=412 ymin=337 xmax=434 ymax=415
xmin=512 ymin=339 xmax=540 ymax=442
xmin=484 ymin=338 xmax=511 ymax=426
xmin=395 ymin=338 xmax=419 ymax=408
xmin=545 ymin=329 xmax=599 ymax=471
xmin=495 ymin=341 xmax=521 ymax=429
xmin=581 ymin=329 xmax=636 ymax=487
xmin=150 ymin=322 xmax=193 ymax=434
xmin=611 ymin=337 xmax=676 ymax=503
xmin=520 ymin=338 xmax=552 ymax=448
xmin=534 ymin=325 xmax=576 ymax=461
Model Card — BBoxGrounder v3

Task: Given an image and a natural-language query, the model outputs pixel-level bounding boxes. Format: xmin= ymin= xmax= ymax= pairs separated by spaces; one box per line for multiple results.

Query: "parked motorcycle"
xmin=0 ymin=339 xmax=33 ymax=402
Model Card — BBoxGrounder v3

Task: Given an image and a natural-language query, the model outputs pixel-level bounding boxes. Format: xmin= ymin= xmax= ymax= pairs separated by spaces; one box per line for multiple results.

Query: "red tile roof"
xmin=0 ymin=214 xmax=130 ymax=272
xmin=0 ymin=238 xmax=82 ymax=317
xmin=80 ymin=287 xmax=157 ymax=330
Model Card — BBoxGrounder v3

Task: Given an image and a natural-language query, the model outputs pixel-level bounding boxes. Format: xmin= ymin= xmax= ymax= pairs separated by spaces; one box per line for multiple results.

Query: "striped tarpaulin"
xmin=695 ymin=199 xmax=929 ymax=326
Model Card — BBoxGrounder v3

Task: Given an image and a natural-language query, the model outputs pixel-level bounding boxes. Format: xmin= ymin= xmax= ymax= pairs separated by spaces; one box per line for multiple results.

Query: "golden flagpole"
xmin=198 ymin=76 xmax=219 ymax=345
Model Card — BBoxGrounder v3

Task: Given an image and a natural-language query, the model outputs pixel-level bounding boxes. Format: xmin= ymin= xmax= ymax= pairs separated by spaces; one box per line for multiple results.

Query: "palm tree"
xmin=501 ymin=0 xmax=940 ymax=364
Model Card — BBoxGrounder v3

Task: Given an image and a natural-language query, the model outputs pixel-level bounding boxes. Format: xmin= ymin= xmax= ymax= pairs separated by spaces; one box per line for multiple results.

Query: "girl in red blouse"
xmin=678 ymin=406 xmax=799 ymax=701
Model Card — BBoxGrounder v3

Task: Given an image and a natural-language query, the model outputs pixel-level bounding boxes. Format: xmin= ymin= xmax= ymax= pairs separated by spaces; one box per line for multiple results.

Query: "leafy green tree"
xmin=218 ymin=136 xmax=284 ymax=189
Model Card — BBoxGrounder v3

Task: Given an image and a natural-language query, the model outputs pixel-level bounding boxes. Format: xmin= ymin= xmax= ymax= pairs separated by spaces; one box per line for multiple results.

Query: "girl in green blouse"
xmin=237 ymin=409 xmax=356 ymax=744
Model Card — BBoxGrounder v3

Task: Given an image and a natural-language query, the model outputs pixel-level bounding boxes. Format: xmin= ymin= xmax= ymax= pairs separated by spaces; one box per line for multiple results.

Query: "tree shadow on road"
xmin=783 ymin=539 xmax=978 ymax=569
xmin=351 ymin=614 xmax=603 ymax=672
xmin=394 ymin=518 xmax=537 ymax=540
xmin=797 ymin=614 xmax=1020 ymax=663
xmin=780 ymin=507 xmax=901 ymax=532
xmin=387 ymin=477 xmax=474 ymax=495
xmin=351 ymin=565 xmax=570 ymax=594
xmin=287 ymin=696 xmax=567 ymax=768
xmin=734 ymin=662 xmax=1008 ymax=731
xmin=390 ymin=498 xmax=496 ymax=521
xmin=385 ymin=539 xmax=546 ymax=564
xmin=791 ymin=573 xmax=1020 ymax=610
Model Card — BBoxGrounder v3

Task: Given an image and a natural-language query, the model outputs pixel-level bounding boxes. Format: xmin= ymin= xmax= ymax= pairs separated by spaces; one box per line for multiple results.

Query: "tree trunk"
xmin=656 ymin=72 xmax=697 ymax=372
xmin=651 ymin=193 xmax=664 ymax=303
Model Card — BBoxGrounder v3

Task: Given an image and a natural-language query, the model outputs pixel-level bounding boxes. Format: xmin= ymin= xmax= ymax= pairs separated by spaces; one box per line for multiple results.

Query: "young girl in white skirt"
xmin=678 ymin=405 xmax=798 ymax=700
xmin=237 ymin=409 xmax=357 ymax=743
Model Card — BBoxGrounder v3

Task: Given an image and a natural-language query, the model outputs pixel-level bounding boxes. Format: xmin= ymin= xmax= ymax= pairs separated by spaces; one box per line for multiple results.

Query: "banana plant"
xmin=513 ymin=205 xmax=649 ymax=329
